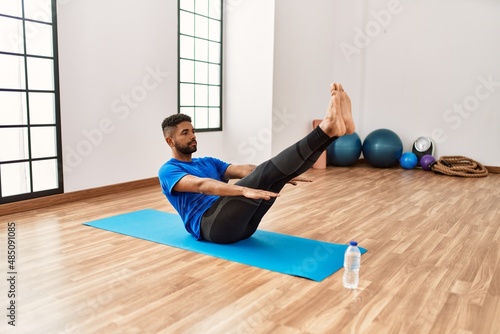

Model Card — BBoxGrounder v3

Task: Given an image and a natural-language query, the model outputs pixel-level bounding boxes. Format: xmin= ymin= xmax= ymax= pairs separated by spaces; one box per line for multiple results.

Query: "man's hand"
xmin=287 ymin=176 xmax=313 ymax=186
xmin=241 ymin=187 xmax=280 ymax=200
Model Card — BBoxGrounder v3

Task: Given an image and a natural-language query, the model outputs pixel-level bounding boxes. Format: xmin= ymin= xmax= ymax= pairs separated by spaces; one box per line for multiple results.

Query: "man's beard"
xmin=175 ymin=140 xmax=197 ymax=154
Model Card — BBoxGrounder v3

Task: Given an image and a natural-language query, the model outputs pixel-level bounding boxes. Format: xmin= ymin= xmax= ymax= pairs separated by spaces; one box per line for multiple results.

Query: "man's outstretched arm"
xmin=173 ymin=174 xmax=278 ymax=200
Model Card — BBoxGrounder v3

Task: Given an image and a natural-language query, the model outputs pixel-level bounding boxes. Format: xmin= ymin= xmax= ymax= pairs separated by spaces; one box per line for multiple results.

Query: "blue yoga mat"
xmin=84 ymin=209 xmax=367 ymax=282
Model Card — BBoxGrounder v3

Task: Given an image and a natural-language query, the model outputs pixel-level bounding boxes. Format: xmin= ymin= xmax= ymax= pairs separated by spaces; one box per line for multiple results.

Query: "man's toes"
xmin=332 ymin=82 xmax=340 ymax=92
xmin=340 ymin=91 xmax=349 ymax=104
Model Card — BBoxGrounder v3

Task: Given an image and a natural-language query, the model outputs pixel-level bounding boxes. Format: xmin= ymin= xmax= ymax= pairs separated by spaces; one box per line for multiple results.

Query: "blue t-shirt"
xmin=158 ymin=157 xmax=230 ymax=239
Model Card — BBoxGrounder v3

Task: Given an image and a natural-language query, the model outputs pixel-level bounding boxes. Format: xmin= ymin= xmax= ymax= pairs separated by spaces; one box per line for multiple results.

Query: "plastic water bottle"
xmin=343 ymin=240 xmax=361 ymax=289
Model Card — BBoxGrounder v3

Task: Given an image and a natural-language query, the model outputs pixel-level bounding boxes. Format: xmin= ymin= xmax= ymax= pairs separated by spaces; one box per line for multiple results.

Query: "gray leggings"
xmin=200 ymin=126 xmax=337 ymax=244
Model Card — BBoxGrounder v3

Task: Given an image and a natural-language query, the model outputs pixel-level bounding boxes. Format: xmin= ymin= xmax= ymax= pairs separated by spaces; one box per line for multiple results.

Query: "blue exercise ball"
xmin=327 ymin=132 xmax=362 ymax=166
xmin=362 ymin=129 xmax=403 ymax=168
xmin=400 ymin=152 xmax=418 ymax=169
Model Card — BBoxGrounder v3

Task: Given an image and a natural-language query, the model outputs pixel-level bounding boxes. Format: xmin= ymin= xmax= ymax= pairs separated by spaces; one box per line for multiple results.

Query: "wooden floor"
xmin=1 ymin=166 xmax=499 ymax=334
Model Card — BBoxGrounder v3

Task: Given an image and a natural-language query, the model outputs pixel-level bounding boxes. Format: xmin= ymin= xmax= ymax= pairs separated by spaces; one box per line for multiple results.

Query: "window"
xmin=0 ymin=0 xmax=63 ymax=204
xmin=178 ymin=0 xmax=222 ymax=131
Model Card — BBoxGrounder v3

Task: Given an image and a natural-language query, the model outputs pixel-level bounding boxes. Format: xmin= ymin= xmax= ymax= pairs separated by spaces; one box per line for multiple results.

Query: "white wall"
xmin=272 ymin=0 xmax=500 ymax=166
xmin=57 ymin=0 xmax=276 ymax=192
xmin=271 ymin=0 xmax=337 ymax=156
xmin=58 ymin=0 xmax=231 ymax=192
xmin=224 ymin=0 xmax=276 ymax=165
xmin=58 ymin=0 xmax=176 ymax=192
xmin=333 ymin=0 xmax=500 ymax=165
xmin=57 ymin=0 xmax=500 ymax=193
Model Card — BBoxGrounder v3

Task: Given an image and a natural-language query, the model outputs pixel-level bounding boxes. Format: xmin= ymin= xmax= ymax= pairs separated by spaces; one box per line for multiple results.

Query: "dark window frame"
xmin=177 ymin=0 xmax=223 ymax=132
xmin=0 ymin=0 xmax=63 ymax=204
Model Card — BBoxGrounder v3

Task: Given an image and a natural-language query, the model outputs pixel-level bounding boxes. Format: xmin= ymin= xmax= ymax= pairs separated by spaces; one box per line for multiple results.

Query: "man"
xmin=159 ymin=83 xmax=355 ymax=244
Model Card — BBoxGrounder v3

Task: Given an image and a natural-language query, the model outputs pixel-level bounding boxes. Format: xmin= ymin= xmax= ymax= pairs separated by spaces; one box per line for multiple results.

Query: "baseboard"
xmin=0 ymin=177 xmax=159 ymax=217
xmin=352 ymin=159 xmax=500 ymax=173
xmin=486 ymin=166 xmax=500 ymax=174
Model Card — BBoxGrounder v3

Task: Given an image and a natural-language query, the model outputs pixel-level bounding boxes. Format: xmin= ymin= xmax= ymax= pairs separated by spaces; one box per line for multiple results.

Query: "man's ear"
xmin=165 ymin=136 xmax=174 ymax=147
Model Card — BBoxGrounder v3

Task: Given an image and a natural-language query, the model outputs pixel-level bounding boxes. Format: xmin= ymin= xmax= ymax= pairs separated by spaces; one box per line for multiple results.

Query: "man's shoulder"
xmin=193 ymin=156 xmax=219 ymax=164
xmin=160 ymin=158 xmax=176 ymax=168
xmin=159 ymin=158 xmax=185 ymax=175
xmin=160 ymin=157 xmax=227 ymax=172
xmin=195 ymin=157 xmax=230 ymax=169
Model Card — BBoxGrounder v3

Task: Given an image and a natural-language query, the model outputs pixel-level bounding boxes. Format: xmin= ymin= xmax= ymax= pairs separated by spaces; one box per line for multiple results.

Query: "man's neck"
xmin=172 ymin=152 xmax=192 ymax=162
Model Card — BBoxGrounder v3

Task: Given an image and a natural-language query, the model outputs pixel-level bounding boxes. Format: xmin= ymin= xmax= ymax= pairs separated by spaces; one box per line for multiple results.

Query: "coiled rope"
xmin=431 ymin=155 xmax=488 ymax=177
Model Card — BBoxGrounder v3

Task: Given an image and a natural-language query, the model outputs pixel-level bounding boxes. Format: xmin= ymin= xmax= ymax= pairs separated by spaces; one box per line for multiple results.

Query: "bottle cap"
xmin=349 ymin=240 xmax=358 ymax=246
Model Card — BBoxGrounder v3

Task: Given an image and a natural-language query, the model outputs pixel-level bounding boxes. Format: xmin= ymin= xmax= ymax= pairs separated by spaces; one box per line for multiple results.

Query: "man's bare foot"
xmin=319 ymin=83 xmax=346 ymax=137
xmin=337 ymin=84 xmax=355 ymax=134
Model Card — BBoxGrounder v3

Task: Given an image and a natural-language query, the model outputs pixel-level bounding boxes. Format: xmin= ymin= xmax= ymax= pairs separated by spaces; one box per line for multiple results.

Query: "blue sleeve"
xmin=158 ymin=163 xmax=186 ymax=196
xmin=210 ymin=157 xmax=231 ymax=180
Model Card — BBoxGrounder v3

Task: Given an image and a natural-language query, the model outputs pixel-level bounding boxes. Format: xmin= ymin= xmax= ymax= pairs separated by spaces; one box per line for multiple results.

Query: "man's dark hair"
xmin=161 ymin=114 xmax=192 ymax=137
